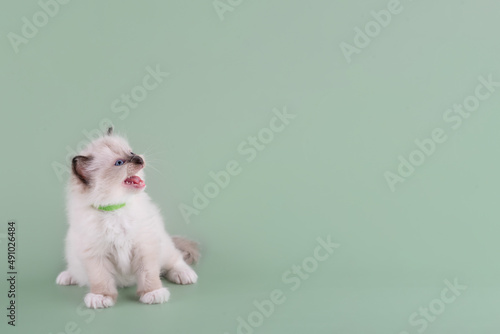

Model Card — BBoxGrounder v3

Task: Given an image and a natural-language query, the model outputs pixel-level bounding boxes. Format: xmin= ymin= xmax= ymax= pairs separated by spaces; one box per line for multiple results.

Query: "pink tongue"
xmin=127 ymin=176 xmax=142 ymax=184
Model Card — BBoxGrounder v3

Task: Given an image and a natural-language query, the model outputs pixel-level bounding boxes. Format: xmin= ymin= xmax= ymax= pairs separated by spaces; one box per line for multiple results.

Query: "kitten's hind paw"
xmin=166 ymin=265 xmax=198 ymax=285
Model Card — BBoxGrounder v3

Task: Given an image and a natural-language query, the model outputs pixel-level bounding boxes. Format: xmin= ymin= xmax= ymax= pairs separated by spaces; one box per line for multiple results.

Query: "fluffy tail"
xmin=172 ymin=236 xmax=200 ymax=265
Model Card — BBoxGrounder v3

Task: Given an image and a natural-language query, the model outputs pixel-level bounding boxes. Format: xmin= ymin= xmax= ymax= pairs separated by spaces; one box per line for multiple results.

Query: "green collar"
xmin=93 ymin=203 xmax=126 ymax=211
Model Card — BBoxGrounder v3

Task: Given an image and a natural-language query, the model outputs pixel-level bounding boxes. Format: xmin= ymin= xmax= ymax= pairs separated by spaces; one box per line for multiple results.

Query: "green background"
xmin=1 ymin=0 xmax=499 ymax=333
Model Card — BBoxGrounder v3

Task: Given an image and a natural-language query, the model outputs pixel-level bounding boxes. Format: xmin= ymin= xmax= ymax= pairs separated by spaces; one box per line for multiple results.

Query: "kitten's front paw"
xmin=139 ymin=287 xmax=170 ymax=304
xmin=166 ymin=266 xmax=198 ymax=285
xmin=56 ymin=271 xmax=77 ymax=286
xmin=84 ymin=293 xmax=115 ymax=309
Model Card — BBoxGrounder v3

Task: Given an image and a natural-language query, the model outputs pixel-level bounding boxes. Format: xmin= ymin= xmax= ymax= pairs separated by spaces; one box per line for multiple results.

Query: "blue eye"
xmin=114 ymin=160 xmax=125 ymax=166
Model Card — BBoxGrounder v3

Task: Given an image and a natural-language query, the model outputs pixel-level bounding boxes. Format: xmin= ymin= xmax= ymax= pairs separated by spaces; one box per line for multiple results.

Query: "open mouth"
xmin=123 ymin=175 xmax=145 ymax=189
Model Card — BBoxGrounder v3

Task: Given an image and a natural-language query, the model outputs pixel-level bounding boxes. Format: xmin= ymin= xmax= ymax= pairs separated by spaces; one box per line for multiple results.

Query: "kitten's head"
xmin=70 ymin=127 xmax=146 ymax=205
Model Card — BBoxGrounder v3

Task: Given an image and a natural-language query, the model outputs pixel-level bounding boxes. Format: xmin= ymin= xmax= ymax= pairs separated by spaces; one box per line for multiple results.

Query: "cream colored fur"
xmin=56 ymin=130 xmax=198 ymax=308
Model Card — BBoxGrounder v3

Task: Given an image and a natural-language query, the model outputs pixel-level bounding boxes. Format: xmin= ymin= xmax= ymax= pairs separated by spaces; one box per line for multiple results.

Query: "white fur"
xmin=57 ymin=133 xmax=197 ymax=307
xmin=84 ymin=293 xmax=114 ymax=309
xmin=166 ymin=260 xmax=199 ymax=284
xmin=56 ymin=271 xmax=76 ymax=285
xmin=63 ymin=191 xmax=184 ymax=287
xmin=139 ymin=288 xmax=170 ymax=304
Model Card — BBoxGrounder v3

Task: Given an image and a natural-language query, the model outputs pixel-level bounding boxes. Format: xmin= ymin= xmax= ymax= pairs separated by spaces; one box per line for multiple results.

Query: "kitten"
xmin=56 ymin=127 xmax=199 ymax=308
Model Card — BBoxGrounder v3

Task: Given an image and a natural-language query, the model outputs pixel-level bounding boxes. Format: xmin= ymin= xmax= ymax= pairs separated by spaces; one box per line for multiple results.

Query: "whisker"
xmin=146 ymin=164 xmax=164 ymax=177
xmin=143 ymin=150 xmax=170 ymax=157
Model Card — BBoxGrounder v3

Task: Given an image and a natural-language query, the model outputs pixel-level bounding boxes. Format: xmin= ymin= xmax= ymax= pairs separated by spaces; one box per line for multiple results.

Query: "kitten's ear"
xmin=72 ymin=155 xmax=92 ymax=185
xmin=107 ymin=126 xmax=113 ymax=135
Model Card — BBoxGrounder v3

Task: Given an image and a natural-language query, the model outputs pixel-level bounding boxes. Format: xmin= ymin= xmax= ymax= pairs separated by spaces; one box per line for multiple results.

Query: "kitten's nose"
xmin=130 ymin=155 xmax=144 ymax=165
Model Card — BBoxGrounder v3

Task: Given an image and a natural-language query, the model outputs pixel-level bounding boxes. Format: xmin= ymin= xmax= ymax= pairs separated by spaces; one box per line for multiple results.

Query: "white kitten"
xmin=56 ymin=128 xmax=199 ymax=309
